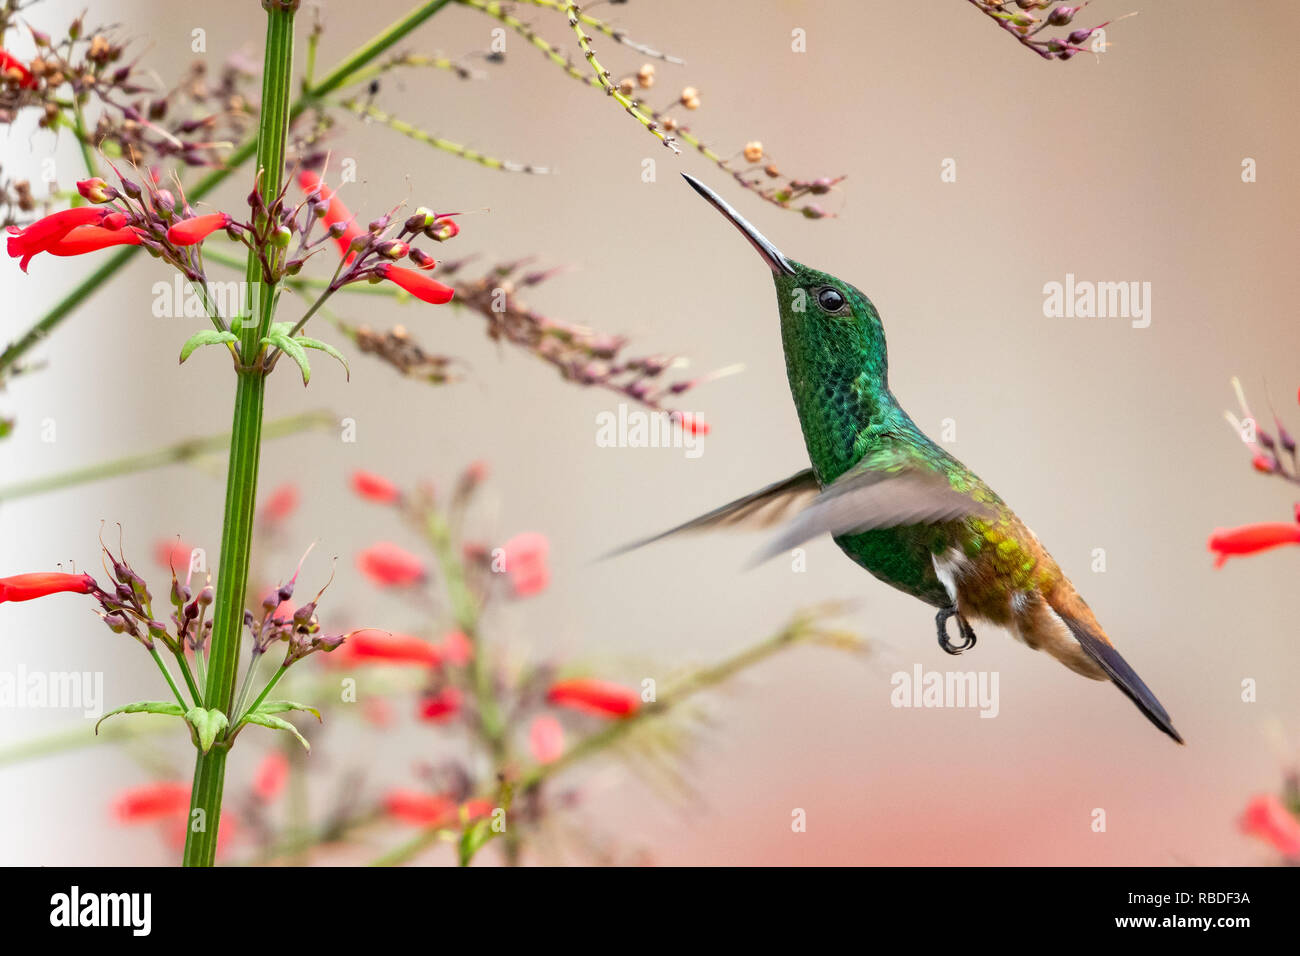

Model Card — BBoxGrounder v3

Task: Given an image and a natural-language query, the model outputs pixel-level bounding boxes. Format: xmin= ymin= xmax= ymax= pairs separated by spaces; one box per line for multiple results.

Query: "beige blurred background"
xmin=2 ymin=0 xmax=1299 ymax=864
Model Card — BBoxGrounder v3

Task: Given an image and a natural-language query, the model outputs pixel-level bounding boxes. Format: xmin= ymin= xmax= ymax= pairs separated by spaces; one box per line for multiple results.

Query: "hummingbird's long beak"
xmin=681 ymin=173 xmax=796 ymax=276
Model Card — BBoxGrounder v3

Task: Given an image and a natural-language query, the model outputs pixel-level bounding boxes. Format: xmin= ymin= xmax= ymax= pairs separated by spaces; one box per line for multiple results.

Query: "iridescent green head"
xmin=682 ymin=174 xmax=895 ymax=480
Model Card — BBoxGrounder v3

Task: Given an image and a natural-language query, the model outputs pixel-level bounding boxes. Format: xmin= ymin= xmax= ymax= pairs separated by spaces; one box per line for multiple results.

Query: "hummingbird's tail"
xmin=1039 ymin=597 xmax=1184 ymax=745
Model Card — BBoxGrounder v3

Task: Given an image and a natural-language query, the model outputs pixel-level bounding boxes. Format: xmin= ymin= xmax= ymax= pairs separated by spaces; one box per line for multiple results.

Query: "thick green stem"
xmin=0 ymin=0 xmax=454 ymax=377
xmin=182 ymin=1 xmax=297 ymax=868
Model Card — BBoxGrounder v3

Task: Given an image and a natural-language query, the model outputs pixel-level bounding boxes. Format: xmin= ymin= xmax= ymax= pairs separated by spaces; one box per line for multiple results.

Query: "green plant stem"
xmin=182 ymin=1 xmax=297 ymax=868
xmin=424 ymin=508 xmax=521 ymax=864
xmin=0 ymin=0 xmax=454 ymax=377
xmin=237 ymin=662 xmax=289 ymax=726
xmin=0 ymin=410 xmax=332 ymax=503
xmin=148 ymin=648 xmax=190 ymax=710
xmin=171 ymin=646 xmax=204 ymax=707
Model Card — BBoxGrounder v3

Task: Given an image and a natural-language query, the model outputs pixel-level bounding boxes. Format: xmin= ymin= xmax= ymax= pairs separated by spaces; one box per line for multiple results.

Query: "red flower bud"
xmin=166 ymin=211 xmax=232 ymax=246
xmin=350 ymin=469 xmax=401 ymax=504
xmin=1207 ymin=522 xmax=1300 ymax=568
xmin=356 ymin=542 xmax=427 ymax=587
xmin=0 ymin=571 xmax=96 ymax=604
xmin=375 ymin=263 xmax=455 ymax=304
xmin=546 ymin=678 xmax=641 ymax=718
xmin=76 ymin=178 xmax=115 ymax=204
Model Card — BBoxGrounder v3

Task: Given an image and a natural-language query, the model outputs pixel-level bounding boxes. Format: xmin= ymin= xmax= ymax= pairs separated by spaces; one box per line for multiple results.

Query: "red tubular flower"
xmin=375 ymin=263 xmax=455 ymax=305
xmin=357 ymin=542 xmax=427 ymax=587
xmin=346 ymin=628 xmax=441 ymax=666
xmin=350 ymin=469 xmax=401 ymax=504
xmin=501 ymin=532 xmax=550 ymax=598
xmin=384 ymin=789 xmax=457 ymax=827
xmin=673 ymin=411 xmax=710 ymax=437
xmin=299 ymin=170 xmax=363 ymax=259
xmin=166 ymin=212 xmax=232 ymax=246
xmin=1208 ymin=522 xmax=1300 ymax=567
xmin=112 ymin=781 xmax=191 ymax=823
xmin=0 ymin=50 xmax=37 ymax=89
xmin=417 ymin=686 xmax=463 ymax=723
xmin=259 ymin=483 xmax=299 ymax=523
xmin=546 ymin=678 xmax=640 ymax=718
xmin=0 ymin=571 xmax=95 ymax=604
xmin=529 ymin=714 xmax=565 ymax=764
xmin=461 ymin=798 xmax=493 ymax=822
xmin=6 ymin=206 xmax=115 ymax=271
xmin=46 ymin=225 xmax=143 ymax=256
xmin=253 ymin=751 xmax=290 ymax=801
xmin=1239 ymin=794 xmax=1300 ymax=858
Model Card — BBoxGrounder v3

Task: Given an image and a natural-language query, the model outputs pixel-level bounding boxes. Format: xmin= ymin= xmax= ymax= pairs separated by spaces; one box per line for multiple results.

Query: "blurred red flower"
xmin=546 ymin=678 xmax=640 ymax=718
xmin=500 ymin=532 xmax=549 ymax=597
xmin=260 ymin=483 xmax=299 ymax=523
xmin=357 ymin=542 xmax=427 ymax=587
xmin=253 ymin=751 xmax=290 ymax=801
xmin=439 ymin=629 xmax=473 ymax=666
xmin=112 ymin=781 xmax=191 ymax=823
xmin=1238 ymin=793 xmax=1300 ymax=858
xmin=417 ymin=686 xmax=463 ymax=722
xmin=529 ymin=714 xmax=565 ymax=764
xmin=384 ymin=789 xmax=456 ymax=827
xmin=351 ymin=469 xmax=401 ymax=504
xmin=154 ymin=539 xmax=197 ymax=572
xmin=346 ymin=629 xmax=440 ymax=666
xmin=0 ymin=50 xmax=37 ymax=88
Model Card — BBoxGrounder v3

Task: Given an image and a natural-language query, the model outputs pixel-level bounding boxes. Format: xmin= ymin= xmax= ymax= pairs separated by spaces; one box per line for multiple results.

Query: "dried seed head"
xmin=637 ymin=63 xmax=654 ymax=88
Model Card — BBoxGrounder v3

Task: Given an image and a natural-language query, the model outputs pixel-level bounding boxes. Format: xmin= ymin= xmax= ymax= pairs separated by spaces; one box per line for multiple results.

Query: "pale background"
xmin=1 ymin=0 xmax=1298 ymax=864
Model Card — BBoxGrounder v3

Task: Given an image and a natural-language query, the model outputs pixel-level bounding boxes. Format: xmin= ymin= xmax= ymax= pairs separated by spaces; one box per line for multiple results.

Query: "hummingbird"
xmin=615 ymin=173 xmax=1183 ymax=744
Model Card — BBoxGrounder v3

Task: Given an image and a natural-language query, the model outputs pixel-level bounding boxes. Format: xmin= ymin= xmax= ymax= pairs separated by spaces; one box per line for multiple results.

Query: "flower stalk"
xmin=182 ymin=0 xmax=297 ymax=868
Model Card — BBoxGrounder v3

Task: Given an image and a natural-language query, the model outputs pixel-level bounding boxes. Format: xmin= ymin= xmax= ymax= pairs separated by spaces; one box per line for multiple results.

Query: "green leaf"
xmin=95 ymin=700 xmax=185 ymax=736
xmin=297 ymin=337 xmax=349 ymax=381
xmin=185 ymin=706 xmax=229 ymax=753
xmin=254 ymin=699 xmax=322 ymax=721
xmin=262 ymin=331 xmax=311 ymax=385
xmin=244 ymin=711 xmax=311 ymax=751
xmin=179 ymin=329 xmax=239 ymax=364
xmin=458 ymin=817 xmax=494 ymax=867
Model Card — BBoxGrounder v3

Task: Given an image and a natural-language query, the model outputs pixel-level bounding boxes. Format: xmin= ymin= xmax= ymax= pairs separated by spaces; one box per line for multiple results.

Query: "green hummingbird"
xmin=616 ymin=173 xmax=1182 ymax=744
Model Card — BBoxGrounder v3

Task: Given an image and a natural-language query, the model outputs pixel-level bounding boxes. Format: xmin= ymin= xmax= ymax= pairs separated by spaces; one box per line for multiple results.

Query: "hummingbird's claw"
xmin=936 ymin=607 xmax=977 ymax=655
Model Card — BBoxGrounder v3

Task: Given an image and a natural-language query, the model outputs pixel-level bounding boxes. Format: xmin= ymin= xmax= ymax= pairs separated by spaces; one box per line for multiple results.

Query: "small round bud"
xmin=743 ymin=141 xmax=763 ymax=163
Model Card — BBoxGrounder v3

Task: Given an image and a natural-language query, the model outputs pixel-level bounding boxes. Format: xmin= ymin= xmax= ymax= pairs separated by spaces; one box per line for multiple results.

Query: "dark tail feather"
xmin=1059 ymin=614 xmax=1184 ymax=745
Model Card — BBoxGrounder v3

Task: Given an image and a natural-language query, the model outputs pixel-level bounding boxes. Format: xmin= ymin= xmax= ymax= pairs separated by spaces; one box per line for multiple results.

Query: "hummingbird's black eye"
xmin=816 ymin=287 xmax=846 ymax=313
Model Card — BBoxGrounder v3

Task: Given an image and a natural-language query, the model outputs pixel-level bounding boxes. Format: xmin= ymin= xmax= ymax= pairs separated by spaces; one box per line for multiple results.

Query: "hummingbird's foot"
xmin=936 ymin=606 xmax=977 ymax=655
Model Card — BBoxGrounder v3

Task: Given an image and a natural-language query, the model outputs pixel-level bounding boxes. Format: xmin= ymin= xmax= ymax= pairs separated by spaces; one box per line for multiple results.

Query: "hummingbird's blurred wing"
xmin=606 ymin=454 xmax=992 ymax=562
xmin=748 ymin=459 xmax=994 ymax=566
xmin=602 ymin=469 xmax=821 ymax=559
